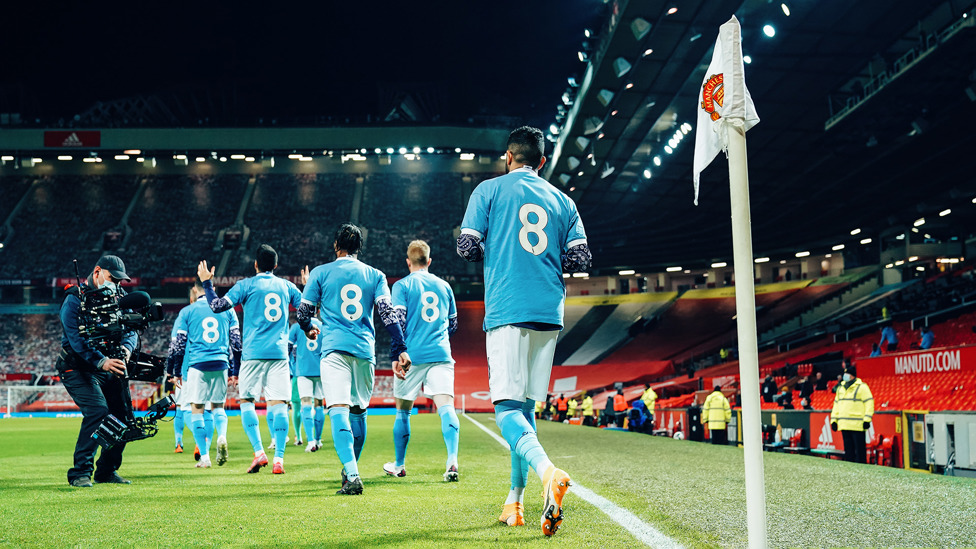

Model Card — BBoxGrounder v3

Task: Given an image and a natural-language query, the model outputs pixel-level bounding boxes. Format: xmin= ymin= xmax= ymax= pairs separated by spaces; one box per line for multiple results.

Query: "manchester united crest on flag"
xmin=692 ymin=15 xmax=760 ymax=205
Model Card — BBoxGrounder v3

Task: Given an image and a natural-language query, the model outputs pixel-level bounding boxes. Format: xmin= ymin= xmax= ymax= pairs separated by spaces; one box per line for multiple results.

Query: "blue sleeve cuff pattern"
xmin=166 ymin=334 xmax=187 ymax=376
xmin=203 ymin=280 xmax=233 ymax=313
xmin=377 ymin=297 xmax=408 ymax=361
xmin=457 ymin=233 xmax=484 ymax=262
xmin=448 ymin=315 xmax=458 ymax=337
xmin=561 ymin=243 xmax=592 ymax=273
xmin=296 ymin=302 xmax=317 ymax=331
xmin=229 ymin=327 xmax=242 ymax=376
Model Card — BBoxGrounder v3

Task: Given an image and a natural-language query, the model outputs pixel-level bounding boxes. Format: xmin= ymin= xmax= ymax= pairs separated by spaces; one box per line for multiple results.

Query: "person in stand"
xmin=797 ymin=375 xmax=814 ymax=402
xmin=555 ymin=394 xmax=568 ymax=422
xmin=814 ymin=371 xmax=829 ymax=391
xmin=761 ymin=375 xmax=778 ymax=403
xmin=57 ymin=255 xmax=138 ymax=487
xmin=830 ymin=364 xmax=874 ymax=464
xmin=613 ymin=389 xmax=628 ymax=428
xmin=918 ymin=326 xmax=934 ymax=350
xmin=879 ymin=323 xmax=899 ymax=353
xmin=869 ymin=343 xmax=882 ymax=358
xmin=640 ymin=383 xmax=657 ymax=426
xmin=702 ymin=386 xmax=732 ymax=445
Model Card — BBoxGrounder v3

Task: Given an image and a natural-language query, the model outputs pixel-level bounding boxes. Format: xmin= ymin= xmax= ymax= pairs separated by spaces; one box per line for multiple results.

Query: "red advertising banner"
xmin=857 ymin=344 xmax=976 ymax=377
xmin=43 ymin=130 xmax=101 ymax=148
xmin=654 ymin=409 xmax=689 ymax=439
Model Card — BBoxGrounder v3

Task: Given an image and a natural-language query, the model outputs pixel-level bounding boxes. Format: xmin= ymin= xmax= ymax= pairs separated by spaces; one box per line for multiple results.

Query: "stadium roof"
xmin=2 ymin=0 xmax=975 ymax=275
xmin=547 ymin=0 xmax=976 ymax=273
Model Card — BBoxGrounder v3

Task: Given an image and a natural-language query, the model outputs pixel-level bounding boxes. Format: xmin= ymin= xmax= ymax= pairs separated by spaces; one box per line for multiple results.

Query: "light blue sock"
xmin=189 ymin=413 xmax=209 ymax=458
xmin=393 ymin=409 xmax=411 ymax=467
xmin=265 ymin=410 xmax=275 ymax=443
xmin=301 ymin=405 xmax=316 ymax=446
xmin=269 ymin=403 xmax=289 ymax=459
xmin=495 ymin=400 xmax=553 ymax=479
xmin=439 ymin=405 xmax=460 ymax=467
xmin=329 ymin=407 xmax=359 ymax=479
xmin=203 ymin=409 xmax=214 ymax=447
xmin=213 ymin=408 xmax=228 ymax=439
xmin=240 ymin=402 xmax=263 ymax=453
xmin=511 ymin=449 xmax=528 ymax=489
xmin=292 ymin=402 xmax=303 ymax=442
xmin=173 ymin=409 xmax=185 ymax=447
xmin=314 ymin=406 xmax=325 ymax=441
xmin=350 ymin=411 xmax=367 ymax=461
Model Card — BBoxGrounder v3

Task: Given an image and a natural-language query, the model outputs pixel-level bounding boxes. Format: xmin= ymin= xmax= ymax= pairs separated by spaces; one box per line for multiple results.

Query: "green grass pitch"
xmin=1 ymin=413 xmax=975 ymax=548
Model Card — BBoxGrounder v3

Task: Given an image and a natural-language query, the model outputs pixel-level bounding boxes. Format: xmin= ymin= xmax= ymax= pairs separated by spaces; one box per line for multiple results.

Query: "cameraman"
xmin=57 ymin=255 xmax=138 ymax=487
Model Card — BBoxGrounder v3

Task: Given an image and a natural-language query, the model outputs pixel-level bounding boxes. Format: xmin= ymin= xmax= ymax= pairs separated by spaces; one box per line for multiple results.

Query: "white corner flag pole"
xmin=693 ymin=16 xmax=768 ymax=548
xmin=728 ymin=120 xmax=769 ymax=549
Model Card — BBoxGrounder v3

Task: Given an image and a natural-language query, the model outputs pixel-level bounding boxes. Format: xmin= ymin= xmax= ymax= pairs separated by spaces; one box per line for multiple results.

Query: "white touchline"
xmin=462 ymin=413 xmax=683 ymax=549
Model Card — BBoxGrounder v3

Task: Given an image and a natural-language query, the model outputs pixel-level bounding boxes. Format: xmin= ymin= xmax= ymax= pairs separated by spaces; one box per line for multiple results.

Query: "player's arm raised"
xmin=198 ymin=260 xmax=235 ymax=313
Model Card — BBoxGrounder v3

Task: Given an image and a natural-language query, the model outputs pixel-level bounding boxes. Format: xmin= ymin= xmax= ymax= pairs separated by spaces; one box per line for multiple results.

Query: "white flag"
xmin=692 ymin=15 xmax=760 ymax=205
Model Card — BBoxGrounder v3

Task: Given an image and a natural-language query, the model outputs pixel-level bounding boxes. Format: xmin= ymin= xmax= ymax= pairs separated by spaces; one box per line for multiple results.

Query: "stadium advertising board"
xmin=857 ymin=345 xmax=975 ymax=377
xmin=655 ymin=409 xmax=689 ymax=439
xmin=43 ymin=130 xmax=100 ymax=147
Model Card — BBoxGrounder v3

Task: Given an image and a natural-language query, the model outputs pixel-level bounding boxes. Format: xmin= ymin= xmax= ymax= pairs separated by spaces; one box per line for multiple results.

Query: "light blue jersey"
xmin=461 ymin=167 xmax=586 ymax=330
xmin=289 ymin=319 xmax=324 ymax=377
xmin=174 ymin=297 xmax=239 ymax=371
xmin=392 ymin=270 xmax=455 ymax=365
xmin=223 ymin=272 xmax=303 ymax=361
xmin=301 ymin=256 xmax=390 ymax=363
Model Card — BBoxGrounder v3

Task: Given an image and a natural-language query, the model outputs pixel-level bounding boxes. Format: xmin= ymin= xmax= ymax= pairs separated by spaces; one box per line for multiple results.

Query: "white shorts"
xmin=174 ymin=386 xmax=190 ymax=410
xmin=297 ymin=376 xmax=325 ymax=400
xmin=394 ymin=361 xmax=455 ymax=401
xmin=238 ymin=359 xmax=291 ymax=401
xmin=321 ymin=352 xmax=374 ymax=409
xmin=185 ymin=368 xmax=228 ymax=405
xmin=486 ymin=325 xmax=558 ymax=403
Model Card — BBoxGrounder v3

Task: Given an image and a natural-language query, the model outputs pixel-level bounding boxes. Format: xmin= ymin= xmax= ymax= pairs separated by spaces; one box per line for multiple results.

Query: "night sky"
xmin=1 ymin=1 xmax=604 ymax=127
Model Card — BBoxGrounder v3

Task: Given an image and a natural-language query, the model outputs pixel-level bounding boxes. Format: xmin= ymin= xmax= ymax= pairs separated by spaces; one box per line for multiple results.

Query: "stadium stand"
xmin=558 ymin=293 xmax=677 ymax=365
xmin=125 ymin=174 xmax=247 ymax=279
xmin=0 ymin=175 xmax=136 ymax=279
xmin=231 ymin=173 xmax=357 ymax=276
xmin=358 ymin=172 xmax=468 ymax=278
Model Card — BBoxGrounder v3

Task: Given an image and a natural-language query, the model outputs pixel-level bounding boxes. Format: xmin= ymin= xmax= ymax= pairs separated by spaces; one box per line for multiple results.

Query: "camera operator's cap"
xmin=96 ymin=255 xmax=130 ymax=281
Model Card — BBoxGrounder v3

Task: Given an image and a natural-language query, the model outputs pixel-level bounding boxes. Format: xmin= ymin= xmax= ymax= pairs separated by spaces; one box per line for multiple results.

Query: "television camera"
xmin=70 ymin=260 xmax=173 ymax=448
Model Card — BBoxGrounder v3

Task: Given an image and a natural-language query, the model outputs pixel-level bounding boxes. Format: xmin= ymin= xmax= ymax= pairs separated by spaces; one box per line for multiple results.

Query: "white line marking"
xmin=462 ymin=413 xmax=683 ymax=548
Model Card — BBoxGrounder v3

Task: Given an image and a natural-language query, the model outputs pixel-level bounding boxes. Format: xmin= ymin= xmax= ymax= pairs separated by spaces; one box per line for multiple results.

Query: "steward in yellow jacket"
xmin=702 ymin=386 xmax=732 ymax=445
xmin=581 ymin=394 xmax=594 ymax=426
xmin=641 ymin=384 xmax=657 ymax=414
xmin=830 ymin=366 xmax=874 ymax=463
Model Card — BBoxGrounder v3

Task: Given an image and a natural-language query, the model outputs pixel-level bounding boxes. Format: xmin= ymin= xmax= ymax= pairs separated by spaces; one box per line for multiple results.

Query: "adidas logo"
xmin=817 ymin=416 xmax=835 ymax=449
xmin=62 ymin=132 xmax=83 ymax=147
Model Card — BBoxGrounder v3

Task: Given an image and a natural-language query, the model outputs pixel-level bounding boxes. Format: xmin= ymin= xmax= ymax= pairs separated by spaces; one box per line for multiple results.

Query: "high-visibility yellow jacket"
xmin=830 ymin=378 xmax=874 ymax=431
xmin=702 ymin=390 xmax=732 ymax=430
xmin=581 ymin=396 xmax=594 ymax=416
xmin=535 ymin=400 xmax=543 ymax=414
xmin=641 ymin=387 xmax=657 ymax=412
xmin=568 ymin=399 xmax=578 ymax=415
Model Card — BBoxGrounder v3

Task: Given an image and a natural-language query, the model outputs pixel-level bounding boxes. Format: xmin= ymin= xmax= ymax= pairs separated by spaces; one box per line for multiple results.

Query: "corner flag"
xmin=692 ymin=15 xmax=760 ymax=205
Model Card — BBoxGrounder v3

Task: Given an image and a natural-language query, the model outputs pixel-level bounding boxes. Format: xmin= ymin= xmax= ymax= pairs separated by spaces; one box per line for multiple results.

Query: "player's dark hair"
xmin=507 ymin=126 xmax=545 ymax=166
xmin=256 ymin=244 xmax=278 ymax=272
xmin=190 ymin=280 xmax=203 ymax=300
xmin=335 ymin=223 xmax=363 ymax=255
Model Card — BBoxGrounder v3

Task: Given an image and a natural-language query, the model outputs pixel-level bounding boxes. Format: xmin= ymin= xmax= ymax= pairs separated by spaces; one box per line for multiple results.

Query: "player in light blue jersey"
xmin=289 ymin=318 xmax=326 ymax=452
xmin=382 ymin=240 xmax=461 ymax=481
xmin=198 ymin=244 xmax=307 ymax=475
xmin=297 ymin=223 xmax=411 ymax=496
xmin=166 ymin=281 xmax=242 ymax=468
xmin=458 ymin=126 xmax=592 ymax=536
